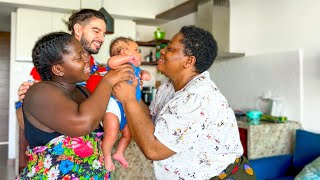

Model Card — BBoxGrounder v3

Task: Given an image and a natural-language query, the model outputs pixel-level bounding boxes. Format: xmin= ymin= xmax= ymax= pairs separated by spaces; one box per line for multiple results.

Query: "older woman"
xmin=113 ymin=25 xmax=256 ymax=179
xmin=17 ymin=32 xmax=134 ymax=179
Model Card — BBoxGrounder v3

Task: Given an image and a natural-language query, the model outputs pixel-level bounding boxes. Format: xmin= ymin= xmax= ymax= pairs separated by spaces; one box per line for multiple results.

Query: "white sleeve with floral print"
xmin=151 ymin=71 xmax=243 ymax=180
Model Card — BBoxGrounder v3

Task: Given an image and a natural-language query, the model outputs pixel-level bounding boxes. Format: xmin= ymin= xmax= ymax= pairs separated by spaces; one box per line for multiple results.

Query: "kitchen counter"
xmin=237 ymin=118 xmax=302 ymax=159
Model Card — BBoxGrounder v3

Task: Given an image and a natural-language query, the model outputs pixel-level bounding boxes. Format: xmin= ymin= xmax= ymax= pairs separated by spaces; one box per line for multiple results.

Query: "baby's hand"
xmin=129 ymin=55 xmax=137 ymax=63
xmin=140 ymin=70 xmax=151 ymax=81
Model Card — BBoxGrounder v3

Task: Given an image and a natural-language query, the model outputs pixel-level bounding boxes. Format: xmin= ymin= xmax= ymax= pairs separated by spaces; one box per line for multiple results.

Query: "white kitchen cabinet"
xmin=80 ymin=0 xmax=101 ymax=10
xmin=52 ymin=12 xmax=70 ymax=32
xmin=16 ymin=8 xmax=70 ymax=61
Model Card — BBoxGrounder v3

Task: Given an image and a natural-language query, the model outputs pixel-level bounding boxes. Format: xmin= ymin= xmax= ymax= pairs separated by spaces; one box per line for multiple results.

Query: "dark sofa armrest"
xmin=249 ymin=154 xmax=293 ymax=180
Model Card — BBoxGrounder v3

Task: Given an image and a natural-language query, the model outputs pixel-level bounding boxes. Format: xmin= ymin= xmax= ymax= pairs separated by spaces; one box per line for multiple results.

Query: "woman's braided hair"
xmin=32 ymin=32 xmax=74 ymax=80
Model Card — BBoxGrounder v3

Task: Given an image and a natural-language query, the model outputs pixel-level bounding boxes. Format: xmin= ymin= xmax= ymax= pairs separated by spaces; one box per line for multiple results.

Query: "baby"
xmin=103 ymin=37 xmax=151 ymax=171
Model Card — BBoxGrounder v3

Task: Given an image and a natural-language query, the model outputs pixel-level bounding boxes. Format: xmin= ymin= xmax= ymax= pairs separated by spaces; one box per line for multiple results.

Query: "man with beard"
xmin=16 ymin=9 xmax=107 ymax=129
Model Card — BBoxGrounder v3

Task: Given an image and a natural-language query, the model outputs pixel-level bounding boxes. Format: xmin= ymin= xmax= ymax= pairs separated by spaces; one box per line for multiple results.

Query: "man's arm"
xmin=16 ymin=107 xmax=24 ymax=130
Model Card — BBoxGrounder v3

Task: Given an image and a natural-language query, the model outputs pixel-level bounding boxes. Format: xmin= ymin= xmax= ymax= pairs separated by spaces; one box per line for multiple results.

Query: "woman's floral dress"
xmin=17 ymin=132 xmax=109 ymax=180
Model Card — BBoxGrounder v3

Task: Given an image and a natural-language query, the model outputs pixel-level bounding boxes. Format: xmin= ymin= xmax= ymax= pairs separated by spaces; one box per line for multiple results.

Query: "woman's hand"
xmin=103 ymin=64 xmax=134 ymax=87
xmin=113 ymin=77 xmax=138 ymax=104
xmin=17 ymin=80 xmax=39 ymax=102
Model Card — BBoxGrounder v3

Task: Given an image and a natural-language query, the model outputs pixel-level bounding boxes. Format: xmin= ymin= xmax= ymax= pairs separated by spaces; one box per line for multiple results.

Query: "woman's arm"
xmin=139 ymin=100 xmax=151 ymax=118
xmin=113 ymin=79 xmax=175 ymax=160
xmin=24 ymin=65 xmax=134 ymax=137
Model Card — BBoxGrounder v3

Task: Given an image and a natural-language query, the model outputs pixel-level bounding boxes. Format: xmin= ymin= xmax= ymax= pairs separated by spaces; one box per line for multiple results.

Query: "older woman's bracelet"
xmin=15 ymin=101 xmax=22 ymax=110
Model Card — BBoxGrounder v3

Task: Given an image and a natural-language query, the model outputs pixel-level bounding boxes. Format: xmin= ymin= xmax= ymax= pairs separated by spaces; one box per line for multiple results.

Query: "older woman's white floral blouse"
xmin=150 ymin=71 xmax=243 ymax=180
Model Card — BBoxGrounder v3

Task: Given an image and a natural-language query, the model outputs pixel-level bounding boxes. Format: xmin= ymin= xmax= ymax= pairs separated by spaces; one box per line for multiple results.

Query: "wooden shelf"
xmin=141 ymin=61 xmax=158 ymax=65
xmin=156 ymin=0 xmax=198 ymax=20
xmin=137 ymin=40 xmax=168 ymax=66
xmin=137 ymin=39 xmax=170 ymax=47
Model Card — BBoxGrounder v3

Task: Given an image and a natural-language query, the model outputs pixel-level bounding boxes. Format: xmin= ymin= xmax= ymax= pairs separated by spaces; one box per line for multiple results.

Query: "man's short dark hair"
xmin=68 ymin=9 xmax=106 ymax=35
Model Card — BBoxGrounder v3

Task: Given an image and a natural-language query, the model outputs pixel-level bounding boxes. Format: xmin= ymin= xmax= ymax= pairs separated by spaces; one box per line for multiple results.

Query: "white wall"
xmin=160 ymin=12 xmax=197 ymax=39
xmin=210 ymin=50 xmax=302 ymax=121
xmin=229 ymin=0 xmax=320 ymax=133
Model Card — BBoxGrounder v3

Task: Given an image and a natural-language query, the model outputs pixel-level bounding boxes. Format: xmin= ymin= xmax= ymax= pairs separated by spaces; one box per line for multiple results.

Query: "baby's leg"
xmin=102 ymin=112 xmax=120 ymax=172
xmin=113 ymin=124 xmax=131 ymax=168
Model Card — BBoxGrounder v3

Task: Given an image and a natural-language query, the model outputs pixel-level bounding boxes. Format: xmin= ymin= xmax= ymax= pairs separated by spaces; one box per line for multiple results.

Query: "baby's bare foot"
xmin=113 ymin=153 xmax=129 ymax=168
xmin=104 ymin=156 xmax=116 ymax=172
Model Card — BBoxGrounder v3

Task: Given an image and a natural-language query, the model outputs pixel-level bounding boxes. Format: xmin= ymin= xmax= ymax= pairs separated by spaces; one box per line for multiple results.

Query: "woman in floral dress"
xmin=17 ymin=32 xmax=134 ymax=180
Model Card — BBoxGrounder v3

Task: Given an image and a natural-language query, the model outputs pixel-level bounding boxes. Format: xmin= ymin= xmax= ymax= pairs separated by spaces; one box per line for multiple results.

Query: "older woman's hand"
xmin=112 ymin=77 xmax=138 ymax=104
xmin=103 ymin=64 xmax=134 ymax=87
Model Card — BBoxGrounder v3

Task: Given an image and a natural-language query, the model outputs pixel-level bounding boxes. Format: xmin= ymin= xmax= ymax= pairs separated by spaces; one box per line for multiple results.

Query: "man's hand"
xmin=17 ymin=81 xmax=38 ymax=102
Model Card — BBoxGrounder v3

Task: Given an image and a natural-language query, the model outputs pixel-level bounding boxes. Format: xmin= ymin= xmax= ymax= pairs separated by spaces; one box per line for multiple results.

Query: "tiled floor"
xmin=0 ymin=145 xmax=16 ymax=180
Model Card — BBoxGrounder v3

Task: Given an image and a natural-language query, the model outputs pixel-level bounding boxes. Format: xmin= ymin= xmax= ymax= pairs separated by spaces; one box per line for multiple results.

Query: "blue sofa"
xmin=250 ymin=154 xmax=296 ymax=180
xmin=249 ymin=129 xmax=320 ymax=180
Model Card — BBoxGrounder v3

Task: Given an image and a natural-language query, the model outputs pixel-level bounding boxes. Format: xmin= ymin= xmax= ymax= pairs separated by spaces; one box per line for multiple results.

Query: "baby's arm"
xmin=107 ymin=55 xmax=136 ymax=69
xmin=140 ymin=70 xmax=151 ymax=81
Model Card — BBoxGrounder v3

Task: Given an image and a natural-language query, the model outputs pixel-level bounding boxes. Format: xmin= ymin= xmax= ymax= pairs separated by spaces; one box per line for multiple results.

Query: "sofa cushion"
xmin=295 ymin=156 xmax=320 ymax=180
xmin=249 ymin=154 xmax=293 ymax=180
xmin=293 ymin=129 xmax=320 ymax=171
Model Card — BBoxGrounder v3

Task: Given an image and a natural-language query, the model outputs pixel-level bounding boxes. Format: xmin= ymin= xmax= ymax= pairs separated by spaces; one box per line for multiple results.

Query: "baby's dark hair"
xmin=109 ymin=37 xmax=134 ymax=56
xmin=68 ymin=9 xmax=106 ymax=35
xmin=32 ymin=32 xmax=74 ymax=80
xmin=179 ymin=25 xmax=218 ymax=73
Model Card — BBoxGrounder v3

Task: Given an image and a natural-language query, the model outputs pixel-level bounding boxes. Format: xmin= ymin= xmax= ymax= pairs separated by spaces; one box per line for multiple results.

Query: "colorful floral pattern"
xmin=17 ymin=132 xmax=109 ymax=180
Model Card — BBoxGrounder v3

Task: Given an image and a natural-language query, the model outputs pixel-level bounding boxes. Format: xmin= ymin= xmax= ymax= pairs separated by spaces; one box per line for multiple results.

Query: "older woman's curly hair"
xmin=180 ymin=25 xmax=218 ymax=73
xmin=32 ymin=32 xmax=74 ymax=80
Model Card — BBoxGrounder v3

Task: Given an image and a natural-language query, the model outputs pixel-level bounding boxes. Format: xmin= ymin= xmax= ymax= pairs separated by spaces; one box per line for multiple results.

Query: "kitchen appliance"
xmin=257 ymin=95 xmax=285 ymax=117
xmin=269 ymin=97 xmax=284 ymax=117
xmin=142 ymin=87 xmax=153 ymax=105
